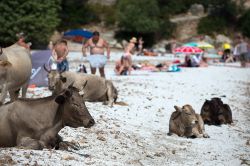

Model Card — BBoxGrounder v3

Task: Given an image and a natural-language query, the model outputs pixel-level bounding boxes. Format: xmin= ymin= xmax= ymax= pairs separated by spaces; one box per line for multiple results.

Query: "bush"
xmin=0 ymin=0 xmax=61 ymax=48
xmin=239 ymin=9 xmax=250 ymax=38
xmin=157 ymin=0 xmax=201 ymax=15
xmin=87 ymin=3 xmax=117 ymax=27
xmin=59 ymin=0 xmax=98 ymax=30
xmin=197 ymin=16 xmax=228 ymax=35
xmin=117 ymin=0 xmax=160 ymax=33
xmin=197 ymin=0 xmax=239 ymax=36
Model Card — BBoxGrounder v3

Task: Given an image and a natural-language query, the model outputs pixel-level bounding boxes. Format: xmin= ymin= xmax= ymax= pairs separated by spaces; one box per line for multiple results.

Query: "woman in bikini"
xmin=120 ymin=37 xmax=137 ymax=75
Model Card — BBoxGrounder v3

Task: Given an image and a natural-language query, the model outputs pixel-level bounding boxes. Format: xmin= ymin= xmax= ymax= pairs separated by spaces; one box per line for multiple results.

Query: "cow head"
xmin=174 ymin=105 xmax=198 ymax=127
xmin=55 ymin=84 xmax=95 ymax=128
xmin=44 ymin=64 xmax=66 ymax=91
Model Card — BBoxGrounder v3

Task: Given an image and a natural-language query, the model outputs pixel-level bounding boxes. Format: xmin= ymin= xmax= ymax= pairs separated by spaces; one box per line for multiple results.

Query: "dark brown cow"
xmin=169 ymin=105 xmax=209 ymax=138
xmin=0 ymin=84 xmax=95 ymax=150
xmin=200 ymin=97 xmax=233 ymax=125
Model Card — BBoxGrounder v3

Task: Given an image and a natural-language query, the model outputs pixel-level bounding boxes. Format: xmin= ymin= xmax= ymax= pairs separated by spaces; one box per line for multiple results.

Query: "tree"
xmin=117 ymin=0 xmax=160 ymax=33
xmin=239 ymin=9 xmax=250 ymax=38
xmin=0 ymin=0 xmax=61 ymax=48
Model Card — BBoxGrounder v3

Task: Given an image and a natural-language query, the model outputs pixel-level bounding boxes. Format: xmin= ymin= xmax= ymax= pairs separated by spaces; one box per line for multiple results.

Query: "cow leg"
xmin=196 ymin=114 xmax=209 ymax=138
xmin=54 ymin=134 xmax=80 ymax=150
xmin=0 ymin=84 xmax=8 ymax=105
xmin=17 ymin=137 xmax=44 ymax=150
xmin=21 ymin=81 xmax=29 ymax=98
xmin=9 ymin=89 xmax=20 ymax=102
xmin=107 ymin=87 xmax=114 ymax=107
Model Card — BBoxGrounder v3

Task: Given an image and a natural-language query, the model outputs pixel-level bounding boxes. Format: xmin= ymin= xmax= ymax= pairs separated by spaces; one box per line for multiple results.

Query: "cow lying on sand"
xmin=168 ymin=105 xmax=209 ymax=138
xmin=0 ymin=44 xmax=32 ymax=105
xmin=44 ymin=66 xmax=118 ymax=107
xmin=201 ymin=97 xmax=233 ymax=125
xmin=0 ymin=84 xmax=95 ymax=150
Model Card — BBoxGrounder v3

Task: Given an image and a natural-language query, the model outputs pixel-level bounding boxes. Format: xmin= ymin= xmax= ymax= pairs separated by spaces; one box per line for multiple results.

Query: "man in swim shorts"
xmin=82 ymin=31 xmax=110 ymax=77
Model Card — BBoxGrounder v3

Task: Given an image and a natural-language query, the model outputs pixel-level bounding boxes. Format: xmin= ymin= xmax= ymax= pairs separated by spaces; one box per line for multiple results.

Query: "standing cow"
xmin=0 ymin=44 xmax=32 ymax=105
xmin=0 ymin=84 xmax=95 ymax=150
xmin=169 ymin=105 xmax=209 ymax=138
xmin=44 ymin=67 xmax=118 ymax=107
xmin=200 ymin=98 xmax=233 ymax=125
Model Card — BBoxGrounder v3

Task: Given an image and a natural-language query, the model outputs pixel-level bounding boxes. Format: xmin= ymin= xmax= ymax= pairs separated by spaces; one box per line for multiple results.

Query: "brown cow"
xmin=200 ymin=97 xmax=233 ymax=125
xmin=44 ymin=67 xmax=118 ymax=107
xmin=169 ymin=105 xmax=209 ymax=138
xmin=0 ymin=84 xmax=95 ymax=150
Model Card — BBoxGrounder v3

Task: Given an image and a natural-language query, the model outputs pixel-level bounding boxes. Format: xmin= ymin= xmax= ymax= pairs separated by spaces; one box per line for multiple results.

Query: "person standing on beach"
xmin=16 ymin=32 xmax=31 ymax=50
xmin=51 ymin=39 xmax=69 ymax=71
xmin=234 ymin=36 xmax=248 ymax=67
xmin=82 ymin=31 xmax=110 ymax=78
xmin=138 ymin=37 xmax=144 ymax=55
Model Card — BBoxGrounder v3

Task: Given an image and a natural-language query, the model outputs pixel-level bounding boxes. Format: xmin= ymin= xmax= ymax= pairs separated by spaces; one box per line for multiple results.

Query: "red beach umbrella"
xmin=174 ymin=46 xmax=204 ymax=54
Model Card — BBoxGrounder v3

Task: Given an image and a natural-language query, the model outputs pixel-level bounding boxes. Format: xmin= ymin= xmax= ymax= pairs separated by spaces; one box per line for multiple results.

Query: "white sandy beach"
xmin=0 ymin=52 xmax=250 ymax=166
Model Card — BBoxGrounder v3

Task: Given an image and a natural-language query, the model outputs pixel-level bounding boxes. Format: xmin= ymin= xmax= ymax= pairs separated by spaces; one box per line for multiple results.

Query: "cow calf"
xmin=169 ymin=105 xmax=209 ymax=138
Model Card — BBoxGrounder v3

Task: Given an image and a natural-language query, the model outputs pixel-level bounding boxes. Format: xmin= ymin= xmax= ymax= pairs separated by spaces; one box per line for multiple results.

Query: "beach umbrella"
xmin=184 ymin=42 xmax=214 ymax=49
xmin=174 ymin=46 xmax=204 ymax=54
xmin=183 ymin=42 xmax=198 ymax=47
xmin=197 ymin=42 xmax=214 ymax=49
xmin=63 ymin=29 xmax=93 ymax=42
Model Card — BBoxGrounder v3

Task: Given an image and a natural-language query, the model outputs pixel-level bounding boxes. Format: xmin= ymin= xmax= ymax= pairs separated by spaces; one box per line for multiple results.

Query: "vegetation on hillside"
xmin=0 ymin=0 xmax=248 ymax=48
xmin=0 ymin=0 xmax=61 ymax=48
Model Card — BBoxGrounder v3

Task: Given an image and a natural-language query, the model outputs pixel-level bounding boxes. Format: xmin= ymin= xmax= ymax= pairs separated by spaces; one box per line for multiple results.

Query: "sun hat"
xmin=130 ymin=37 xmax=137 ymax=43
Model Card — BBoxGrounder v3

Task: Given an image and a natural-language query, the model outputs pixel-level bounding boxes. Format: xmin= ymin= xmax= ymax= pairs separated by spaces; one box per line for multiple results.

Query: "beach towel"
xmin=87 ymin=54 xmax=107 ymax=68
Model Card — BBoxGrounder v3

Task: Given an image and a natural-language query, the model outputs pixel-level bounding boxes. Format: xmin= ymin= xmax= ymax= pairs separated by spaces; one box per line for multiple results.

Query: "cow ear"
xmin=174 ymin=105 xmax=182 ymax=112
xmin=60 ymin=76 xmax=67 ymax=83
xmin=0 ymin=60 xmax=12 ymax=67
xmin=55 ymin=95 xmax=66 ymax=104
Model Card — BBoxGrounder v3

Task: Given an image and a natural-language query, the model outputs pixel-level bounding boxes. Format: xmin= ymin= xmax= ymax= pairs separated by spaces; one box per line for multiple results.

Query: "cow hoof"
xmin=203 ymin=134 xmax=210 ymax=138
xmin=59 ymin=141 xmax=81 ymax=151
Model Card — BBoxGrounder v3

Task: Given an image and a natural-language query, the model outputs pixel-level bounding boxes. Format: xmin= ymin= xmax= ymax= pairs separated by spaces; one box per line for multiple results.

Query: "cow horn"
xmin=83 ymin=80 xmax=88 ymax=88
xmin=68 ymin=81 xmax=74 ymax=88
xmin=43 ymin=64 xmax=51 ymax=73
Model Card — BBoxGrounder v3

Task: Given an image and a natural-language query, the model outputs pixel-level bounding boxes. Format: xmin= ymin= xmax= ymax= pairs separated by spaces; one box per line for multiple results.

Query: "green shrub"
xmin=239 ymin=9 xmax=250 ymax=38
xmin=87 ymin=3 xmax=117 ymax=27
xmin=198 ymin=16 xmax=227 ymax=35
xmin=117 ymin=0 xmax=160 ymax=33
xmin=59 ymin=0 xmax=98 ymax=30
xmin=0 ymin=0 xmax=61 ymax=48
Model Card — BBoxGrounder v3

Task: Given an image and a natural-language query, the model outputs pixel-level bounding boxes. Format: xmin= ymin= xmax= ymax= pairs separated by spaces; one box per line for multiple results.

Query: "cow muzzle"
xmin=49 ymin=86 xmax=55 ymax=91
xmin=85 ymin=119 xmax=95 ymax=128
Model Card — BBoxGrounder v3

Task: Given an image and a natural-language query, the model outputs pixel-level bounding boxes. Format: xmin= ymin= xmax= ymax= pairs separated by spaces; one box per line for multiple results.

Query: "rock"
xmin=115 ymin=43 xmax=123 ymax=49
xmin=62 ymin=154 xmax=75 ymax=160
xmin=189 ymin=4 xmax=205 ymax=16
xmin=215 ymin=34 xmax=232 ymax=44
xmin=97 ymin=135 xmax=106 ymax=141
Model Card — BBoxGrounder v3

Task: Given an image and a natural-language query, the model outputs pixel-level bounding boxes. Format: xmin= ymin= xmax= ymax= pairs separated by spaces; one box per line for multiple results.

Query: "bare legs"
xmin=90 ymin=66 xmax=105 ymax=78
